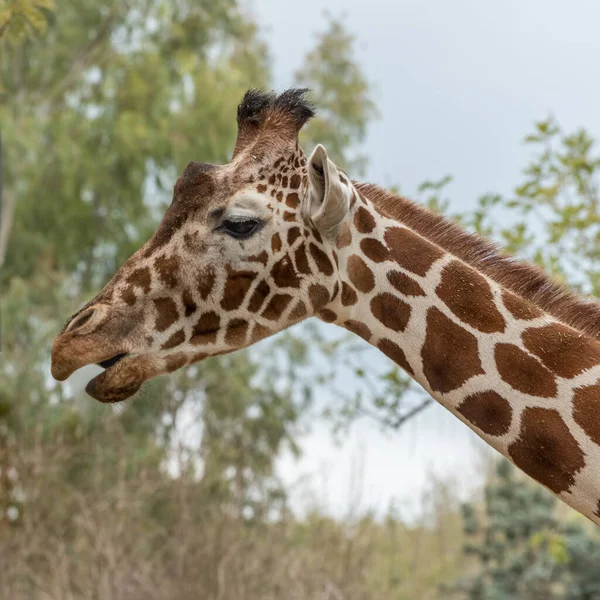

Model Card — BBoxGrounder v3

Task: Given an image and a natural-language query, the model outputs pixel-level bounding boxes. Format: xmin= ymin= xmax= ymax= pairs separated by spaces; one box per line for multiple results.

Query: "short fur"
xmin=357 ymin=182 xmax=600 ymax=340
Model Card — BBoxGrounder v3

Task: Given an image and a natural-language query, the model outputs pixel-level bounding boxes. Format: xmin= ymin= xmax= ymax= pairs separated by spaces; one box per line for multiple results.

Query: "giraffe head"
xmin=51 ymin=89 xmax=354 ymax=402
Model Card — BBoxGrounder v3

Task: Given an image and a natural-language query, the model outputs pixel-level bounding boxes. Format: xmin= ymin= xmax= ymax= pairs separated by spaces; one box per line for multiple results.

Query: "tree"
xmin=468 ymin=118 xmax=600 ymax=295
xmin=449 ymin=459 xmax=600 ymax=599
xmin=295 ymin=17 xmax=378 ymax=174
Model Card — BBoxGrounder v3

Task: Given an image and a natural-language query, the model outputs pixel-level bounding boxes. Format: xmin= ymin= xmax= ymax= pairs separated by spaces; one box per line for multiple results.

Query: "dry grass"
xmin=0 ymin=435 xmax=466 ymax=600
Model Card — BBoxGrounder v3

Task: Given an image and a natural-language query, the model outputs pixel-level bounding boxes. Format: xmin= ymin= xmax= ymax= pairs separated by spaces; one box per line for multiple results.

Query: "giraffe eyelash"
xmin=216 ymin=217 xmax=264 ymax=240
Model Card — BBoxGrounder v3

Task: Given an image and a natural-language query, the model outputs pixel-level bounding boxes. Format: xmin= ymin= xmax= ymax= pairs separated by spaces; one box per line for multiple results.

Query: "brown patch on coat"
xmin=290 ymin=174 xmax=301 ymax=189
xmin=289 ymin=300 xmax=307 ymax=321
xmin=310 ymin=244 xmax=334 ymax=276
xmin=271 ymin=255 xmax=300 ymax=288
xmin=384 ymin=227 xmax=444 ymax=276
xmin=121 ymin=286 xmax=137 ymax=306
xmin=436 ymin=260 xmax=505 ymax=333
xmin=295 ymin=244 xmax=311 ymax=274
xmin=283 ymin=211 xmax=296 ymax=222
xmin=183 ymin=231 xmax=203 ymax=252
xmin=191 ymin=311 xmax=220 ymax=345
xmin=523 ymin=324 xmax=600 ymax=378
xmin=182 ymin=289 xmax=197 ymax=317
xmin=198 ymin=270 xmax=215 ymax=300
xmin=251 ymin=323 xmax=271 ymax=343
xmin=341 ymin=282 xmax=358 ymax=306
xmin=377 ymin=339 xmax=414 ymax=375
xmin=162 ymin=329 xmax=185 ymax=350
xmin=370 ymin=293 xmax=411 ymax=332
xmin=354 ymin=206 xmax=376 ymax=233
xmin=495 ymin=343 xmax=558 ymax=397
xmin=422 ymin=307 xmax=483 ymax=393
xmin=225 ymin=318 xmax=249 ymax=346
xmin=457 ymin=391 xmax=513 ymax=436
xmin=247 ymin=250 xmax=268 ymax=266
xmin=271 ymin=233 xmax=282 ymax=253
xmin=502 ymin=290 xmax=543 ymax=320
xmin=127 ymin=267 xmax=152 ymax=293
xmin=508 ymin=407 xmax=585 ymax=494
xmin=573 ymin=384 xmax=600 ymax=445
xmin=387 ymin=271 xmax=425 ymax=296
xmin=153 ymin=297 xmax=179 ymax=332
xmin=319 ymin=309 xmax=338 ymax=322
xmin=261 ymin=294 xmax=292 ymax=320
xmin=287 ymin=227 xmax=301 ymax=246
xmin=309 ymin=284 xmax=330 ymax=310
xmin=286 ymin=193 xmax=299 ymax=208
xmin=311 ymin=228 xmax=323 ymax=244
xmin=344 ymin=320 xmax=372 ymax=341
xmin=154 ymin=255 xmax=180 ymax=289
xmin=360 ymin=238 xmax=389 ymax=263
xmin=347 ymin=255 xmax=375 ymax=293
xmin=336 ymin=223 xmax=352 ymax=249
xmin=248 ymin=280 xmax=271 ymax=313
xmin=189 ymin=351 xmax=208 ymax=365
xmin=165 ymin=353 xmax=188 ymax=373
xmin=331 ymin=281 xmax=340 ymax=301
xmin=221 ymin=268 xmax=257 ymax=310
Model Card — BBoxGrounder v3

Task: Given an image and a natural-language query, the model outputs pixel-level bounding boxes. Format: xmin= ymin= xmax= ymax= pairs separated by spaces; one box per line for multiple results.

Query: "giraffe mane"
xmin=356 ymin=182 xmax=600 ymax=339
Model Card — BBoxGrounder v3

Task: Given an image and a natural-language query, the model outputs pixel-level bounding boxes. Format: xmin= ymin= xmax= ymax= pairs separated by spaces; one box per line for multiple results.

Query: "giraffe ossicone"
xmin=51 ymin=88 xmax=600 ymax=525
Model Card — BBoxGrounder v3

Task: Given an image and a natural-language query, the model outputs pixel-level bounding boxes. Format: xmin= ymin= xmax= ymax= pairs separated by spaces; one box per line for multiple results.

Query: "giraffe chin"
xmin=85 ymin=355 xmax=151 ymax=403
xmin=85 ymin=375 xmax=141 ymax=403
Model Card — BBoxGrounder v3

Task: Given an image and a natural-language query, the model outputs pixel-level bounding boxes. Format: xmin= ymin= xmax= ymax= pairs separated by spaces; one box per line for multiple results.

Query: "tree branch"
xmin=390 ymin=398 xmax=433 ymax=429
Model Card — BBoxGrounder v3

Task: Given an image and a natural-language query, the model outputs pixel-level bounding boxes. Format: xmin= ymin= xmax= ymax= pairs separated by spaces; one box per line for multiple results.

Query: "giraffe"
xmin=51 ymin=88 xmax=600 ymax=525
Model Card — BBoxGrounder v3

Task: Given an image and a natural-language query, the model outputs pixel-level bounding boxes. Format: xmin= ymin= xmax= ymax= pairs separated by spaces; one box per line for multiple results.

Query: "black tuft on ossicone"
xmin=237 ymin=88 xmax=316 ymax=129
xmin=237 ymin=89 xmax=276 ymax=125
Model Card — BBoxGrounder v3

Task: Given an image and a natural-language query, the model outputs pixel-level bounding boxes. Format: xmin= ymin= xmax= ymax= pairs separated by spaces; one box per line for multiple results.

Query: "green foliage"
xmin=1 ymin=0 xmax=270 ymax=285
xmin=466 ymin=118 xmax=600 ymax=293
xmin=296 ymin=17 xmax=378 ymax=174
xmin=449 ymin=460 xmax=600 ymax=599
xmin=0 ymin=0 xmax=55 ymax=43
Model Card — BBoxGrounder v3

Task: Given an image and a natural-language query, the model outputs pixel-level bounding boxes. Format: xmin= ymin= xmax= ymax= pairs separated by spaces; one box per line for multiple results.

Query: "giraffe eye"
xmin=220 ymin=218 xmax=261 ymax=239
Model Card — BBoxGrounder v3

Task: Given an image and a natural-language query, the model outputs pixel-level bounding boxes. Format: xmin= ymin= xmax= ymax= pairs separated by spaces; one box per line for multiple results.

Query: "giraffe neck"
xmin=329 ymin=184 xmax=600 ymax=525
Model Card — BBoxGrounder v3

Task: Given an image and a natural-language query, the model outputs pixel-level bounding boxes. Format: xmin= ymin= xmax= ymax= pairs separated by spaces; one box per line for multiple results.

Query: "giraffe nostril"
xmin=64 ymin=305 xmax=105 ymax=335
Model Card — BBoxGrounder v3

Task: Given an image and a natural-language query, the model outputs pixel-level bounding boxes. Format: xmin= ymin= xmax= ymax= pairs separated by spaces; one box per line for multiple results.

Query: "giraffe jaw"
xmin=85 ymin=353 xmax=156 ymax=403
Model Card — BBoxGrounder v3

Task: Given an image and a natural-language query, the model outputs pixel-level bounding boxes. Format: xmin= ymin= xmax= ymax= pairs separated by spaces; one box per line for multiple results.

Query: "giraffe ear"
xmin=306 ymin=145 xmax=351 ymax=237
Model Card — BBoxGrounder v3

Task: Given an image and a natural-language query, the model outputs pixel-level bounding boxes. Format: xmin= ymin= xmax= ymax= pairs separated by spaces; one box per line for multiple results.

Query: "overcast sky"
xmin=247 ymin=0 xmax=600 ymax=519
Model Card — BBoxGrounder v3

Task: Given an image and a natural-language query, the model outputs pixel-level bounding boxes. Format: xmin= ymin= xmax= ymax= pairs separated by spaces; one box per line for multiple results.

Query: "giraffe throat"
xmin=328 ymin=183 xmax=600 ymax=526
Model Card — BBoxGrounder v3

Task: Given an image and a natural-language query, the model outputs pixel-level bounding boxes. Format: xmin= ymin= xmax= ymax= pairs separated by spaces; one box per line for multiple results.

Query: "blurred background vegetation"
xmin=2 ymin=1 xmax=600 ymax=598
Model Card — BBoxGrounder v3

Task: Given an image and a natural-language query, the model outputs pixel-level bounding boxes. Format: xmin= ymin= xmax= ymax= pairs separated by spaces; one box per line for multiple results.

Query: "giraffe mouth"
xmin=97 ymin=353 xmax=128 ymax=369
xmin=85 ymin=353 xmax=151 ymax=404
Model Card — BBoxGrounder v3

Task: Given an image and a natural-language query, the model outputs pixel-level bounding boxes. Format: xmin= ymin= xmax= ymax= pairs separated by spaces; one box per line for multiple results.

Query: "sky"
xmin=245 ymin=0 xmax=600 ymax=519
